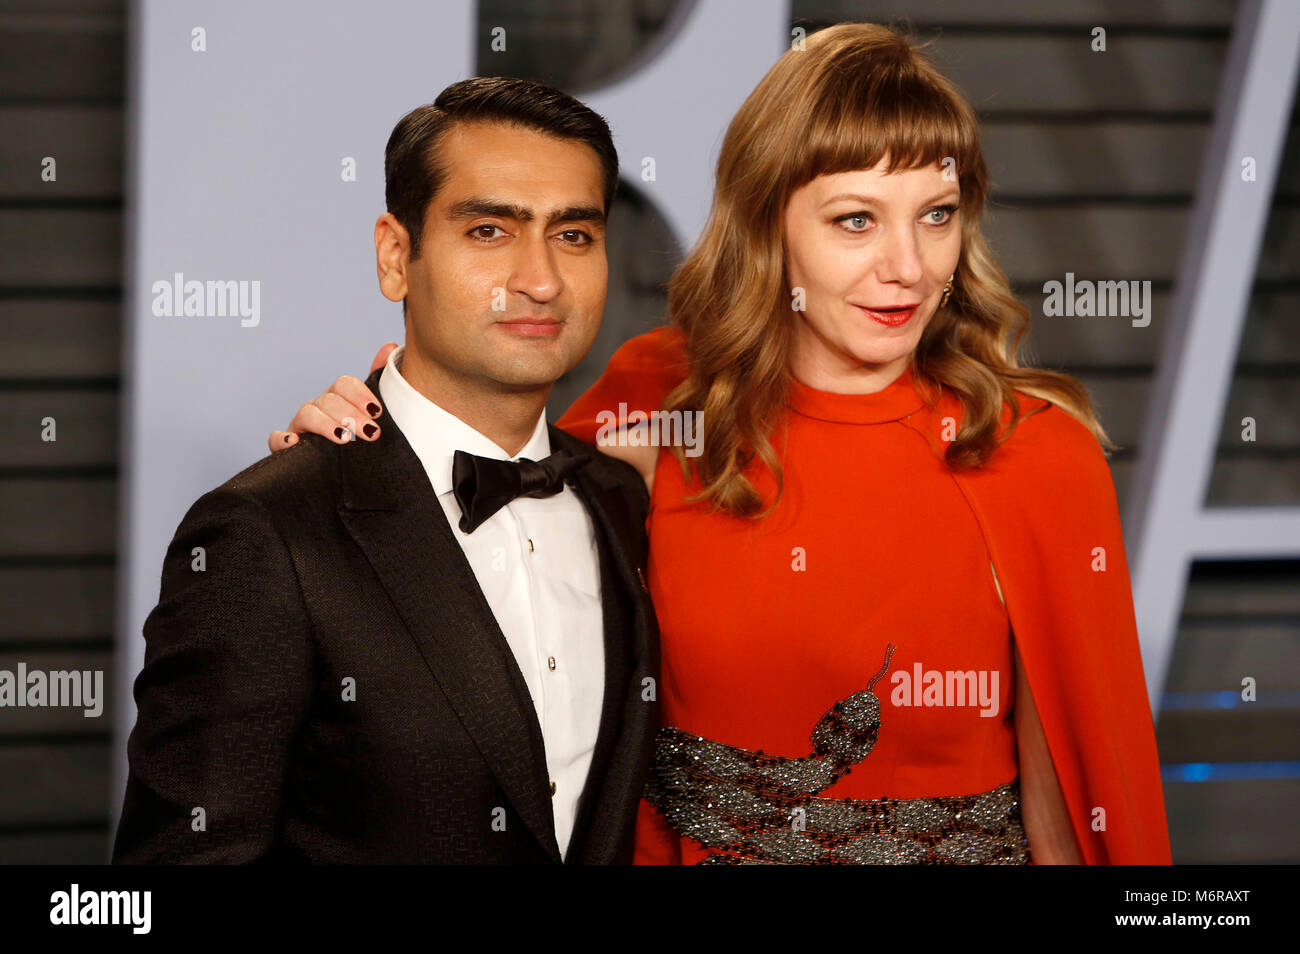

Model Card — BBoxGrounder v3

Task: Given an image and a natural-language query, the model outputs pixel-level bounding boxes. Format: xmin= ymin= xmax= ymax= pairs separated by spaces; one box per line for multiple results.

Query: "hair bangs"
xmin=788 ymin=54 xmax=985 ymax=206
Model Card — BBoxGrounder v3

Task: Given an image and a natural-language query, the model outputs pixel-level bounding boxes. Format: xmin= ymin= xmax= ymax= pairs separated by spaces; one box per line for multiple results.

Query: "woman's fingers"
xmin=268 ymin=429 xmax=299 ymax=452
xmin=327 ymin=374 xmax=383 ymax=419
xmin=266 ymin=372 xmax=384 ymax=454
xmin=291 ymin=391 xmax=380 ymax=444
xmin=370 ymin=342 xmax=398 ymax=374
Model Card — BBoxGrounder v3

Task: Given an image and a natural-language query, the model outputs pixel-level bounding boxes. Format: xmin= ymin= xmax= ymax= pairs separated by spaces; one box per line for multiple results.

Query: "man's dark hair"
xmin=384 ymin=76 xmax=619 ymax=270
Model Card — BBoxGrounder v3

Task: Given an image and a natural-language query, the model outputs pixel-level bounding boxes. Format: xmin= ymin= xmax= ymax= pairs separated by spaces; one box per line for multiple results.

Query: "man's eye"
xmin=557 ymin=229 xmax=593 ymax=245
xmin=470 ymin=225 xmax=505 ymax=240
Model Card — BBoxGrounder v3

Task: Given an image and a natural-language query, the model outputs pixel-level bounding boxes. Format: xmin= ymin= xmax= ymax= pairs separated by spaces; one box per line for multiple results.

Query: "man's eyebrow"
xmin=547 ymin=206 xmax=606 ymax=227
xmin=447 ymin=198 xmax=531 ymax=221
xmin=446 ymin=198 xmax=606 ymax=227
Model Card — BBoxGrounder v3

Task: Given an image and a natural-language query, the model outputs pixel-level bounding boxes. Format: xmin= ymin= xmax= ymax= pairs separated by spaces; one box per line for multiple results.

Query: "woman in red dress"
xmin=273 ymin=23 xmax=1171 ymax=864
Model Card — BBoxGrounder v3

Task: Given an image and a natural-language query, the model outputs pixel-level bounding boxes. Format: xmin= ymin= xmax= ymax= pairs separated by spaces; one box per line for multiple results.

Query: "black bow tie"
xmin=451 ymin=447 xmax=592 ymax=533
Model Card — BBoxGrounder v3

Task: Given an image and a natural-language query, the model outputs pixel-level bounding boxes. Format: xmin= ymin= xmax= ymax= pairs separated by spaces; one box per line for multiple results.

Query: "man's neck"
xmin=397 ymin=346 xmax=550 ymax=458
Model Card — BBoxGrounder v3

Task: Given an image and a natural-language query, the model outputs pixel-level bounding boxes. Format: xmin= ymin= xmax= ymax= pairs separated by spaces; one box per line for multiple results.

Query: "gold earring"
xmin=940 ymin=276 xmax=954 ymax=308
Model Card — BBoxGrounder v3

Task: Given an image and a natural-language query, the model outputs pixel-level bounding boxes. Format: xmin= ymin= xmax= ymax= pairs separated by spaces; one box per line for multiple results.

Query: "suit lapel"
xmin=551 ymin=427 xmax=650 ymax=609
xmin=337 ymin=370 xmax=560 ymax=861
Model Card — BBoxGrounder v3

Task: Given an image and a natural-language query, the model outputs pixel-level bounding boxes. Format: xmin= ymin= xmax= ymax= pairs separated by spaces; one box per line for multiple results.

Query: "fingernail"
xmin=362 ymin=423 xmax=377 ymax=438
xmin=333 ymin=427 xmax=347 ymax=440
xmin=366 ymin=402 xmax=381 ymax=417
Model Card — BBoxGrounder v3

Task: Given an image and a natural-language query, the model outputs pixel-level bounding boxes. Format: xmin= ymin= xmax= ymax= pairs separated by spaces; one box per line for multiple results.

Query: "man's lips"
xmin=496 ymin=317 xmax=563 ymax=337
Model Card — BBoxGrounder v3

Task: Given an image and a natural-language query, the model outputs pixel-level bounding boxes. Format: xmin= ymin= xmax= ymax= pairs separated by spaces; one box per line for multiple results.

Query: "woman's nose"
xmin=876 ymin=226 xmax=925 ymax=286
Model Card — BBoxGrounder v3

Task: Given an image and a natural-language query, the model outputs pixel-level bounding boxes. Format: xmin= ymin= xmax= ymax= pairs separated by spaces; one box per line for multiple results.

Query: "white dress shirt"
xmin=378 ymin=345 xmax=606 ymax=859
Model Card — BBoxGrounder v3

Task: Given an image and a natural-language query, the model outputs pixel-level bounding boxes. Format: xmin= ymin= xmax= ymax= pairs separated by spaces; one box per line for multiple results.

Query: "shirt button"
xmin=549 ymin=780 xmax=557 ymax=797
xmin=548 ymin=656 xmax=557 ymax=671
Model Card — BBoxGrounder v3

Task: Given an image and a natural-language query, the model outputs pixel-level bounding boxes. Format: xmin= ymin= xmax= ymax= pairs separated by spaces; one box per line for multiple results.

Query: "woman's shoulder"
xmin=1005 ymin=392 xmax=1111 ymax=476
xmin=605 ymin=324 xmax=689 ymax=376
xmin=909 ymin=387 xmax=1125 ymax=560
xmin=920 ymin=384 xmax=1114 ymax=492
xmin=980 ymin=390 xmax=1119 ymax=513
xmin=556 ymin=325 xmax=690 ymax=444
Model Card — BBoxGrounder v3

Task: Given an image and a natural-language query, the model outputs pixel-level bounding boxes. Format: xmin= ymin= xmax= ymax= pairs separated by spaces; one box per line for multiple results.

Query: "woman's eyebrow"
xmin=820 ymin=190 xmax=960 ymax=208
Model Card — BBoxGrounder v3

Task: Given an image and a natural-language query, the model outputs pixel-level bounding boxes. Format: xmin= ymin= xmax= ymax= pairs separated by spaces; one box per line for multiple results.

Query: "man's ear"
xmin=375 ymin=212 xmax=410 ymax=305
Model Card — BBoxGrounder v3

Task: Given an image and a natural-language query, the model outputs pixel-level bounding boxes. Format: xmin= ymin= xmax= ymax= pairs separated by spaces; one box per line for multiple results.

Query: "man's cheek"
xmin=575 ymin=261 xmax=608 ymax=314
xmin=456 ymin=274 xmax=505 ymax=312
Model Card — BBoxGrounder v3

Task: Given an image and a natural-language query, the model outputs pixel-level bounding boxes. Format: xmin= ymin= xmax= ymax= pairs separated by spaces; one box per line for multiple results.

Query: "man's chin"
xmin=493 ymin=336 xmax=595 ymax=387
xmin=487 ymin=359 xmax=578 ymax=392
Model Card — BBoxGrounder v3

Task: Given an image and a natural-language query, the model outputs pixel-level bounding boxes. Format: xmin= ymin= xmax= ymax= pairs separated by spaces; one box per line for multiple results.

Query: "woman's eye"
xmin=926 ymin=205 xmax=958 ymax=226
xmin=837 ymin=213 xmax=870 ymax=232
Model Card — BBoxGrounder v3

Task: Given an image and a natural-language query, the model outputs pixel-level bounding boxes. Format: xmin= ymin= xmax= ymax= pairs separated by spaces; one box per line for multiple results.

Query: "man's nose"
xmin=507 ymin=233 xmax=563 ymax=302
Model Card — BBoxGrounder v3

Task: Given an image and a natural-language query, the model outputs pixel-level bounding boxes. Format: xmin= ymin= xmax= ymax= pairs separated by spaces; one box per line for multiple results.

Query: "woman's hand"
xmin=268 ymin=343 xmax=398 ymax=452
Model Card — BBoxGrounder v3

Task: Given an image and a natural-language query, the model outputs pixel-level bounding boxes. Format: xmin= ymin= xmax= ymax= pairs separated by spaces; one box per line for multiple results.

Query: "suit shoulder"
xmin=195 ymin=433 xmax=341 ymax=518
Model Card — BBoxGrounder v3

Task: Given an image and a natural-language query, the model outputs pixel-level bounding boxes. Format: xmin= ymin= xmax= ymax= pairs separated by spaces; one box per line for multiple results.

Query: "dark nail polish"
xmin=333 ymin=427 xmax=346 ymax=440
xmin=366 ymin=402 xmax=381 ymax=417
xmin=363 ymin=423 xmax=377 ymax=438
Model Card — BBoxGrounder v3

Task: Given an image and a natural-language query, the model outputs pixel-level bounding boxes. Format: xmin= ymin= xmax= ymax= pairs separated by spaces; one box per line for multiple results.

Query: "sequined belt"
xmin=643 ymin=643 xmax=1030 ymax=864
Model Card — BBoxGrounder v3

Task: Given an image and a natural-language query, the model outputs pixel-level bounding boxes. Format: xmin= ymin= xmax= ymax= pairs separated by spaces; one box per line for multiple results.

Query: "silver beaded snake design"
xmin=644 ymin=643 xmax=1030 ymax=864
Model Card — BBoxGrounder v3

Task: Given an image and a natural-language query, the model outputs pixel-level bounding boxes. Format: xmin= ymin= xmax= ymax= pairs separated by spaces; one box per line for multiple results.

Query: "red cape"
xmin=557 ymin=326 xmax=1171 ymax=864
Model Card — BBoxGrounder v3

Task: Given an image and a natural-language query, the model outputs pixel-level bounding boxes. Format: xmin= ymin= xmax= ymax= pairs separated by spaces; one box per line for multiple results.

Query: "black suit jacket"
xmin=112 ymin=368 xmax=660 ymax=863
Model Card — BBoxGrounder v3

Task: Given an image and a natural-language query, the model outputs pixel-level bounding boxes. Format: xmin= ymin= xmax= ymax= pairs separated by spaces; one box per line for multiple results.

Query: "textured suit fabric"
xmin=113 ymin=368 xmax=659 ymax=864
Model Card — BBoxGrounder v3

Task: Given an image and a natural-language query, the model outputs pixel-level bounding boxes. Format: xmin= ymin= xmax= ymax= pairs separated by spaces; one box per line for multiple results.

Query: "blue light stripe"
xmin=1162 ymin=762 xmax=1300 ymax=782
xmin=1161 ymin=689 xmax=1300 ymax=710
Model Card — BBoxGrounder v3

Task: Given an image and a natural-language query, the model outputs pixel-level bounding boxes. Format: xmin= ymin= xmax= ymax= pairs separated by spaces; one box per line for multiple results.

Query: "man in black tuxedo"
xmin=112 ymin=78 xmax=658 ymax=863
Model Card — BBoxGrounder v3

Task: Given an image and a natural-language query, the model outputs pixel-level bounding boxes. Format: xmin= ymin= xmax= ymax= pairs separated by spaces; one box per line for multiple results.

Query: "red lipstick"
xmin=856 ymin=304 xmax=918 ymax=327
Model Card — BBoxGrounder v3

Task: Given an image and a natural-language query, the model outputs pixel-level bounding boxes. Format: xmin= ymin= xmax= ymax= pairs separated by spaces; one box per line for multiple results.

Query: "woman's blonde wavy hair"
xmin=662 ymin=21 xmax=1117 ymax=517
